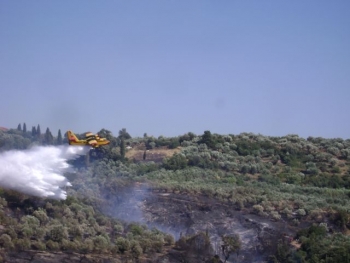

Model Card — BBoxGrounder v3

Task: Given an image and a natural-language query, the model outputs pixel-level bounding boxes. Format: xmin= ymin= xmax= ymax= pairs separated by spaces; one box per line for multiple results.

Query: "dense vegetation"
xmin=0 ymin=123 xmax=349 ymax=262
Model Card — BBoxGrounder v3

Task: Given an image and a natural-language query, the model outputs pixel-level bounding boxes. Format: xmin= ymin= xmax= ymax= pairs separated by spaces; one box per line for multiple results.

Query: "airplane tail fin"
xmin=67 ymin=130 xmax=79 ymax=144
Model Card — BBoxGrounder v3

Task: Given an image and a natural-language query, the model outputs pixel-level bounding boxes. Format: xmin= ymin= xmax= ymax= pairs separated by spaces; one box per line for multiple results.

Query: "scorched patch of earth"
xmin=106 ymin=185 xmax=297 ymax=263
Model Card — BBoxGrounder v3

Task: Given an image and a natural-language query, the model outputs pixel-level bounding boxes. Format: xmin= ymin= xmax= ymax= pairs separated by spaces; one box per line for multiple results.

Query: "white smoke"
xmin=0 ymin=145 xmax=90 ymax=200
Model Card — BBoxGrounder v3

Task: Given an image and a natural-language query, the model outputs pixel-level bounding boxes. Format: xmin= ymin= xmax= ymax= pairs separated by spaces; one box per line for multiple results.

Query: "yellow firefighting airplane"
xmin=67 ymin=130 xmax=110 ymax=148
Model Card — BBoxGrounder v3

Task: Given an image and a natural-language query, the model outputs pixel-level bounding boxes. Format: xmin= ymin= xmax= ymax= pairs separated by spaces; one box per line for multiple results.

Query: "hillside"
xmin=0 ymin=127 xmax=349 ymax=262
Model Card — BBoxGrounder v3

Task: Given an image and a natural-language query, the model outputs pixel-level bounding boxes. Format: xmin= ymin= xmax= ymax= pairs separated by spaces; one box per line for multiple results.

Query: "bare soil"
xmin=126 ymin=147 xmax=181 ymax=163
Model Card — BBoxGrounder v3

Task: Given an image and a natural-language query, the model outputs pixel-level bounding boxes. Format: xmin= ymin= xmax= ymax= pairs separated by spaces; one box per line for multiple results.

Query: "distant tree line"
xmin=11 ymin=123 xmax=64 ymax=148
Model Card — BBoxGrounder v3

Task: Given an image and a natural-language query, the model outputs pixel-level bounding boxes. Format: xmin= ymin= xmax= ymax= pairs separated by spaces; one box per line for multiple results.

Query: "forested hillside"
xmin=0 ymin=124 xmax=349 ymax=262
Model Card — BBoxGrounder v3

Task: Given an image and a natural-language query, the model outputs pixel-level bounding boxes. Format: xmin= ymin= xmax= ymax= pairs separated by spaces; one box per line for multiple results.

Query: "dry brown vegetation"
xmin=126 ymin=146 xmax=181 ymax=163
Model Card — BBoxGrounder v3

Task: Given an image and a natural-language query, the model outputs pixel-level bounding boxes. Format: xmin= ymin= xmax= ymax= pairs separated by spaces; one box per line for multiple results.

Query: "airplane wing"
xmin=85 ymin=132 xmax=94 ymax=138
xmin=87 ymin=139 xmax=98 ymax=147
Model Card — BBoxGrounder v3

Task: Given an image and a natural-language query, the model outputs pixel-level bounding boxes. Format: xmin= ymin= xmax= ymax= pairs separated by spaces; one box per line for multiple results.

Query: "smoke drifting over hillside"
xmin=0 ymin=145 xmax=90 ymax=199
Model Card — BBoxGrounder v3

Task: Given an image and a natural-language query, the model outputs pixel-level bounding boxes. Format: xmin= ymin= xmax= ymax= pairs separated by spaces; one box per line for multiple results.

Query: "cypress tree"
xmin=32 ymin=126 xmax=37 ymax=137
xmin=17 ymin=123 xmax=22 ymax=131
xmin=120 ymin=138 xmax=126 ymax=159
xmin=23 ymin=123 xmax=27 ymax=133
xmin=57 ymin=129 xmax=63 ymax=145
xmin=45 ymin=128 xmax=54 ymax=145
xmin=37 ymin=125 xmax=41 ymax=139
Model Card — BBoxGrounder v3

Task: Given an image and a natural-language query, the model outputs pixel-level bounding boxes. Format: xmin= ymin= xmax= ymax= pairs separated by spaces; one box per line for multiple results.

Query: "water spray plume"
xmin=0 ymin=145 xmax=90 ymax=200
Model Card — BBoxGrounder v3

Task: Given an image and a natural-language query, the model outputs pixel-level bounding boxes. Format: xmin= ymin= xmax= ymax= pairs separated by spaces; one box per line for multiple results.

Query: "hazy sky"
xmin=1 ymin=1 xmax=349 ymax=138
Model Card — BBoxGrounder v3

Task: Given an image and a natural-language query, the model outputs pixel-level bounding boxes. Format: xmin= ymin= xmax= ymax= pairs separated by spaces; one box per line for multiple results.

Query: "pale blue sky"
xmin=1 ymin=1 xmax=349 ymax=138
